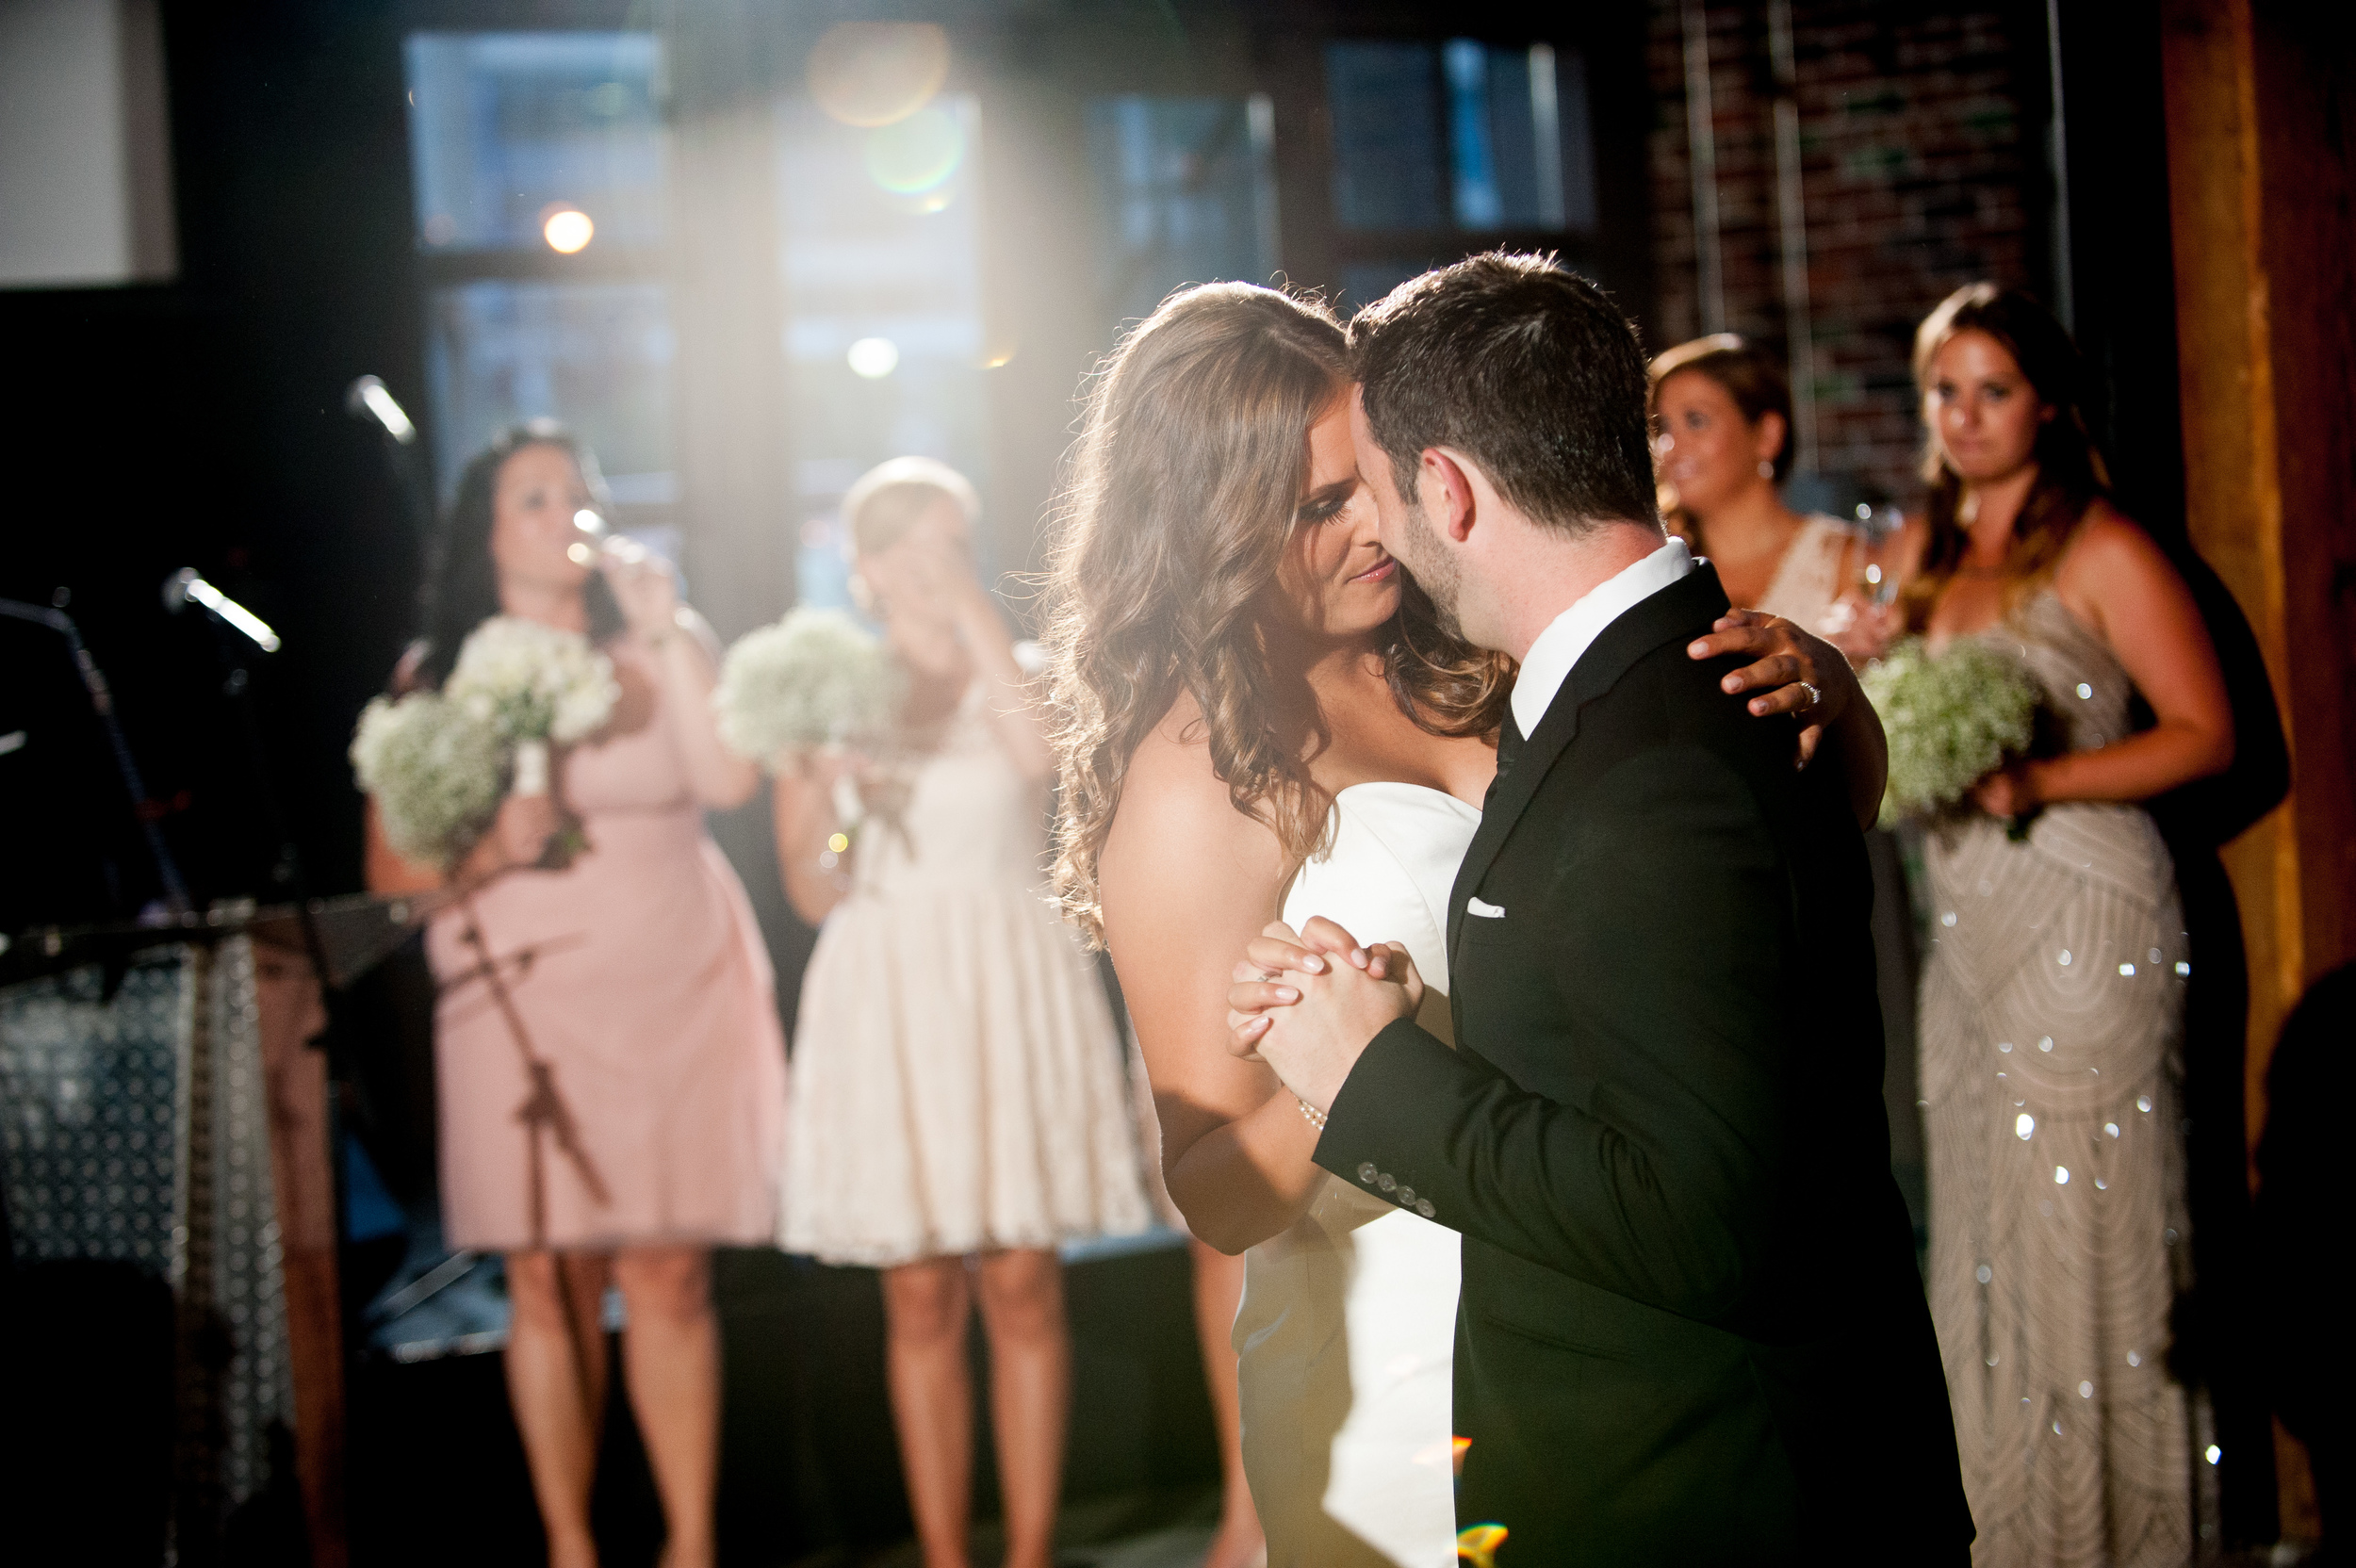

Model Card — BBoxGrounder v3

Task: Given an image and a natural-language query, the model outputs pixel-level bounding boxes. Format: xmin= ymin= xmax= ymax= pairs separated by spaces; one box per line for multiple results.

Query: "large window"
xmin=403 ymin=32 xmax=677 ymax=516
xmin=777 ymin=93 xmax=991 ymax=610
xmin=1084 ymin=94 xmax=1280 ymax=331
xmin=1323 ymin=38 xmax=1595 ymax=308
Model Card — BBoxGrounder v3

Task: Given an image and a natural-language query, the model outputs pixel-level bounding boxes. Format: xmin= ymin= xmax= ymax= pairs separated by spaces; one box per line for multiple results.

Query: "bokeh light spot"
xmin=809 ymin=22 xmax=950 ymax=127
xmin=864 ymin=105 xmax=964 ymax=195
xmin=542 ymin=205 xmax=594 ymax=253
xmin=847 ymin=337 xmax=900 ymax=379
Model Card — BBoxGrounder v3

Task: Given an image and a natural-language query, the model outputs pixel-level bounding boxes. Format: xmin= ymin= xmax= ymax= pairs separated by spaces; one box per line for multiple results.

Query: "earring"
xmin=1757 ymin=460 xmax=1775 ymax=479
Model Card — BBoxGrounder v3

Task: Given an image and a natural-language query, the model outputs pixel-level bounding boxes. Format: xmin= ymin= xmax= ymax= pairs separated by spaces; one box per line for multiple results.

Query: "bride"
xmin=1041 ymin=281 xmax=1881 ymax=1566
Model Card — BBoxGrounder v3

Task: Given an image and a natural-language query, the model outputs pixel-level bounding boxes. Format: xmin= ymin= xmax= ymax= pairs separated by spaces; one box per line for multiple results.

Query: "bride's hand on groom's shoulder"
xmin=1226 ymin=920 xmax=1421 ymax=1113
xmin=1686 ymin=608 xmax=1859 ymax=768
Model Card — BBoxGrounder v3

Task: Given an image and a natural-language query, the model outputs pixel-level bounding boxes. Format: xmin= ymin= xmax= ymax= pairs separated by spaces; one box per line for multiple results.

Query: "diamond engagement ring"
xmin=1798 ymin=680 xmax=1822 ymax=710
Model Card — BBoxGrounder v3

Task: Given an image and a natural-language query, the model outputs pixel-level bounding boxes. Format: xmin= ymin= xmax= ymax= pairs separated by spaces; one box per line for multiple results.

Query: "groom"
xmin=1233 ymin=254 xmax=1970 ymax=1564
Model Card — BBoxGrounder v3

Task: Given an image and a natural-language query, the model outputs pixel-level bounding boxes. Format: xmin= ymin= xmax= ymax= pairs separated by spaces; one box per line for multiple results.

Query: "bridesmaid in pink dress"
xmin=366 ymin=424 xmax=785 ymax=1568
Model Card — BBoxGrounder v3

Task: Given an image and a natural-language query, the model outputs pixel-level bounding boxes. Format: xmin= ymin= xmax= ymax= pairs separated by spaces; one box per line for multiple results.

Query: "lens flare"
xmin=808 ymin=22 xmax=950 ymax=127
xmin=847 ymin=337 xmax=900 ymax=379
xmin=863 ymin=105 xmax=963 ymax=195
xmin=1457 ymin=1524 xmax=1508 ymax=1567
xmin=542 ymin=205 xmax=594 ymax=253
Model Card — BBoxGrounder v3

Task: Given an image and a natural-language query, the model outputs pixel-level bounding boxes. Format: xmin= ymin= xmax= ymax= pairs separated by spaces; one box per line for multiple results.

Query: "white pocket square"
xmin=1466 ymin=897 xmax=1506 ymax=919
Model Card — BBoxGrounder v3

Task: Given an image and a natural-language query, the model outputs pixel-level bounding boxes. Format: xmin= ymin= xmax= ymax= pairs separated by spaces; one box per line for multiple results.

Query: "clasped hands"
xmin=1227 ymin=917 xmax=1423 ymax=1118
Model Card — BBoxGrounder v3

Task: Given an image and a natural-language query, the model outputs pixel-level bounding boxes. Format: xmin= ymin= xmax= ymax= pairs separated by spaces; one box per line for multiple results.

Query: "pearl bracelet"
xmin=1295 ymin=1094 xmax=1328 ymax=1131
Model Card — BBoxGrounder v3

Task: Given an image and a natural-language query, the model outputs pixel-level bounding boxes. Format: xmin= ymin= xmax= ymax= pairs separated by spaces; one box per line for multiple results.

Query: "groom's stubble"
xmin=1384 ymin=490 xmax=1467 ymax=640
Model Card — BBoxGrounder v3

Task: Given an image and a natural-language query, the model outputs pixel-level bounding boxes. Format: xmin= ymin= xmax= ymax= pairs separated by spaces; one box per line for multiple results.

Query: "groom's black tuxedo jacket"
xmin=1315 ymin=564 xmax=1970 ymax=1565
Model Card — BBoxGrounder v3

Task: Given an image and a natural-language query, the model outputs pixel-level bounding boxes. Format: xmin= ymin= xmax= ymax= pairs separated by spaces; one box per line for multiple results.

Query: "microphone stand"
xmin=0 ymin=598 xmax=192 ymax=916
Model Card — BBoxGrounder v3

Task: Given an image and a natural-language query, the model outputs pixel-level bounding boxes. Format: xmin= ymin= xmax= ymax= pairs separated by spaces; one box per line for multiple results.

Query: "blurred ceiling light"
xmin=864 ymin=105 xmax=964 ymax=195
xmin=847 ymin=337 xmax=900 ymax=379
xmin=810 ymin=22 xmax=951 ymax=127
xmin=542 ymin=205 xmax=595 ymax=253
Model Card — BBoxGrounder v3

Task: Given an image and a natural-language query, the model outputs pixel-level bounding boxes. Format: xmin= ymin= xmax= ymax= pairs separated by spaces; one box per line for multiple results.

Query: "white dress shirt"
xmin=1508 ymin=536 xmax=1697 ymax=742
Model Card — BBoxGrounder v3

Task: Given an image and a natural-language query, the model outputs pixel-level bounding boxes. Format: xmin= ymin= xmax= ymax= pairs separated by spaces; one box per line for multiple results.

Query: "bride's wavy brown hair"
xmin=1044 ymin=282 xmax=1510 ymax=946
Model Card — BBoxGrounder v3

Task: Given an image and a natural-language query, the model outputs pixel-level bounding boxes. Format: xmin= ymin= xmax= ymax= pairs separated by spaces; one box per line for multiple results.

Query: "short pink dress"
xmin=427 ymin=645 xmax=787 ymax=1251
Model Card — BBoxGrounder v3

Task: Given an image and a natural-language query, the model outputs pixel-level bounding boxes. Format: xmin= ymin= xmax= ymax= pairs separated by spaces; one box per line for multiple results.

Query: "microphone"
xmin=164 ymin=568 xmax=281 ymax=653
xmin=345 ymin=374 xmax=417 ymax=445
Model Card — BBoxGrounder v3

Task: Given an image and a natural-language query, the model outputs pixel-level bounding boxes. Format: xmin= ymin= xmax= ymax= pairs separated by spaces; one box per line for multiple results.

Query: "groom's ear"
xmin=1421 ymin=449 xmax=1479 ymax=543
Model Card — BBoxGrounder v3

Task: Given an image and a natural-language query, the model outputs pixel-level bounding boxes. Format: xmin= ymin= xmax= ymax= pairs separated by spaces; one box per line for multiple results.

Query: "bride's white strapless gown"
xmin=1236 ymin=783 xmax=1480 ymax=1568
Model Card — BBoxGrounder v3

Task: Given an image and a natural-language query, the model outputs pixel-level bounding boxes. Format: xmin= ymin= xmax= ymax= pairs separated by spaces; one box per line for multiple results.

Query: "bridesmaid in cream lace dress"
xmin=774 ymin=459 xmax=1147 ymax=1568
xmin=1881 ymin=286 xmax=2236 ymax=1567
xmin=1648 ymin=334 xmax=1865 ymax=630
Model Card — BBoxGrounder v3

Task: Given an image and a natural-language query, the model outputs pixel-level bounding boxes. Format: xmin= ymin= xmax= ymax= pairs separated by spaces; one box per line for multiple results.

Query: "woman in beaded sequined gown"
xmin=1889 ymin=286 xmax=2236 ymax=1568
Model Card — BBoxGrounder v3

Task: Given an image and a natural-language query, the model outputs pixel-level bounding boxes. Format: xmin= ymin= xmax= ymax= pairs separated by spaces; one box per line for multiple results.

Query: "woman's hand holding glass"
xmin=600 ymin=535 xmax=681 ymax=641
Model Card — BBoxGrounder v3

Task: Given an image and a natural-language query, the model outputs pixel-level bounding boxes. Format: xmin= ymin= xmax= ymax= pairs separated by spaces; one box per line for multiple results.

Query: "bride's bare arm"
xmin=1689 ymin=612 xmax=1889 ymax=829
xmin=1099 ymin=704 xmax=1329 ymax=1255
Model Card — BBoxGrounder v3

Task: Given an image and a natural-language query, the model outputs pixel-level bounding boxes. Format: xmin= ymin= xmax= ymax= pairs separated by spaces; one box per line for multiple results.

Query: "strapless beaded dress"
xmin=1917 ymin=590 xmax=2194 ymax=1567
xmin=1237 ymin=783 xmax=1480 ymax=1568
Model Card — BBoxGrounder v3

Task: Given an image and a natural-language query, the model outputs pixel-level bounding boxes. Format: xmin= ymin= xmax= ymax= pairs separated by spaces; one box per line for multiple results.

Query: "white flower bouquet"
xmin=352 ymin=617 xmax=621 ymax=873
xmin=350 ymin=693 xmax=505 ymax=869
xmin=714 ymin=608 xmax=905 ymax=766
xmin=1863 ymin=635 xmax=2042 ymax=829
xmin=445 ymin=616 xmax=619 ymax=793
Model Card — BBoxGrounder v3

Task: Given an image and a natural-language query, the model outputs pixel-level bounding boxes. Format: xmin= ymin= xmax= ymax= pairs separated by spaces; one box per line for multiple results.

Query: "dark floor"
xmin=345 ymin=1234 xmax=1223 ymax=1568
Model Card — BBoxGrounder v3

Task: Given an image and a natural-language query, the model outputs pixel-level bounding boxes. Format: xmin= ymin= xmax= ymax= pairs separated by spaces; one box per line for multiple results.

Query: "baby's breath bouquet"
xmin=350 ymin=693 xmax=504 ymax=869
xmin=1863 ymin=636 xmax=2041 ymax=829
xmin=446 ymin=616 xmax=620 ymax=794
xmin=714 ymin=608 xmax=905 ymax=766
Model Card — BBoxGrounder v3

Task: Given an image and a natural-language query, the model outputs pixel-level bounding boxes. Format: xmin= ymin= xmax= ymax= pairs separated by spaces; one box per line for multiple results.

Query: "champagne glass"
xmin=1853 ymin=501 xmax=1902 ymax=606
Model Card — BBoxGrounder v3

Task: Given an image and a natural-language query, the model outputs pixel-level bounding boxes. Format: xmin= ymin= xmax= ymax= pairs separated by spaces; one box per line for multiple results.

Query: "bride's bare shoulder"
xmin=1103 ymin=691 xmax=1284 ymax=889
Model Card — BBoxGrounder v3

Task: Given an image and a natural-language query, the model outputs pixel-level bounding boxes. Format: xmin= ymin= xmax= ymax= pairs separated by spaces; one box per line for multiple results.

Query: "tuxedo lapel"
xmin=1447 ymin=564 xmax=1734 ymax=962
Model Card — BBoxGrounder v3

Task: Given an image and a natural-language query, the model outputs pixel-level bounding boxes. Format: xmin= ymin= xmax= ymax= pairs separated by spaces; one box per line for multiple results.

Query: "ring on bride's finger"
xmin=1798 ymin=680 xmax=1822 ymax=709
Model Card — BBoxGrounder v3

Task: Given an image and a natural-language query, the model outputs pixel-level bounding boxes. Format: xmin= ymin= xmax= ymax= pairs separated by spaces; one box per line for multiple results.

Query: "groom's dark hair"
xmin=1350 ymin=252 xmax=1660 ymax=534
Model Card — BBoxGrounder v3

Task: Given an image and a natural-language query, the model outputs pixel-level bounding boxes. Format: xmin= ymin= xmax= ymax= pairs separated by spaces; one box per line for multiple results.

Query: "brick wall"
xmin=1646 ymin=0 xmax=2048 ymax=507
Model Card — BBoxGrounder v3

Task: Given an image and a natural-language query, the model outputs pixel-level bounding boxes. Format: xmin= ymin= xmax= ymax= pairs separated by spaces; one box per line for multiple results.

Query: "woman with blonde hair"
xmin=1043 ymin=278 xmax=1875 ymax=1565
xmin=1893 ymin=283 xmax=2235 ymax=1567
xmin=774 ymin=456 xmax=1148 ymax=1568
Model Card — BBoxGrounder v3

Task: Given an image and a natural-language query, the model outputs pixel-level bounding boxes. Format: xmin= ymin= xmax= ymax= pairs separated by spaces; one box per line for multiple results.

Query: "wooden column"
xmin=2160 ymin=0 xmax=2356 ymax=1543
